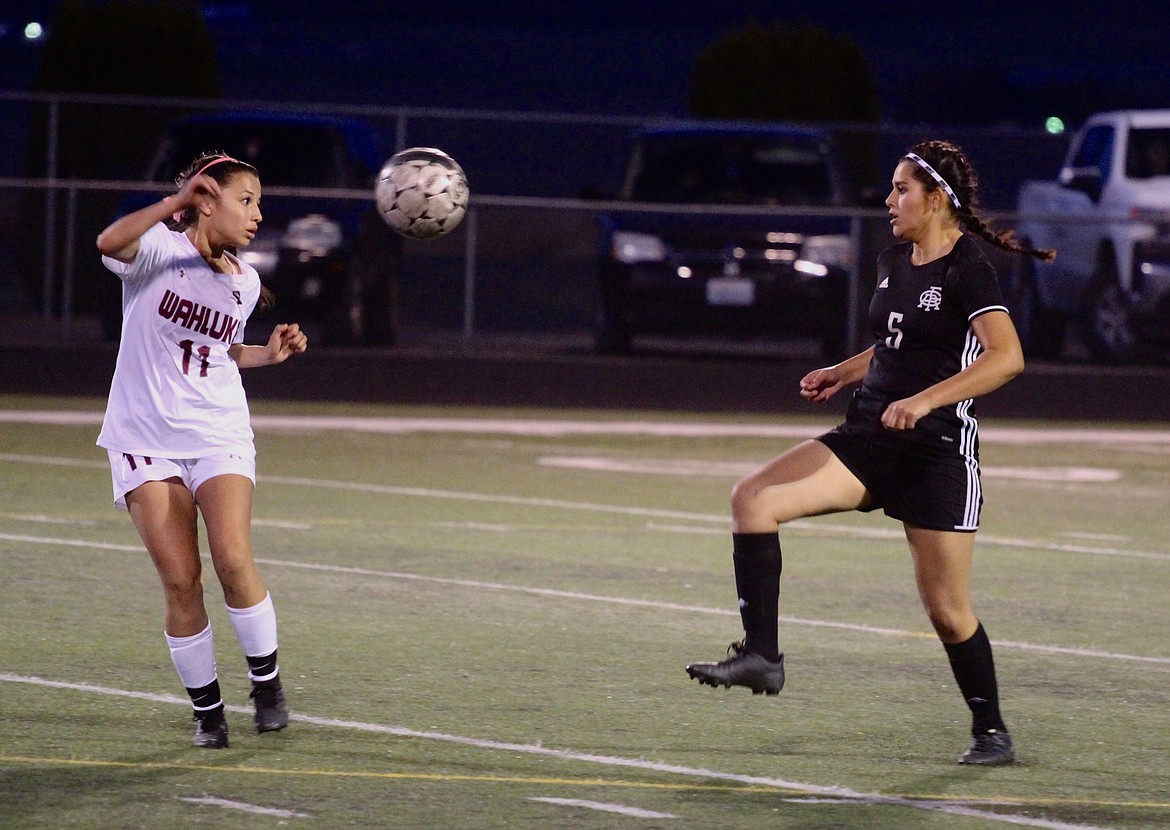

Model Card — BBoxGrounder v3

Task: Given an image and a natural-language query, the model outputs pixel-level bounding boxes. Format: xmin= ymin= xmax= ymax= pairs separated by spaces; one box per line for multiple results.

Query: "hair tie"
xmin=905 ymin=152 xmax=961 ymax=209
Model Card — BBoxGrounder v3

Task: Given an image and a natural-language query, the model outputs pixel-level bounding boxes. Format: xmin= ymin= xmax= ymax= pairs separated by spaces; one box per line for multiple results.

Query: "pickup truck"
xmin=1014 ymin=109 xmax=1170 ymax=361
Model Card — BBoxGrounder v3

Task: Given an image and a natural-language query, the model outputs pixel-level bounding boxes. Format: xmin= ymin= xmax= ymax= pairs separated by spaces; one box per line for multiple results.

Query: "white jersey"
xmin=97 ymin=222 xmax=261 ymax=458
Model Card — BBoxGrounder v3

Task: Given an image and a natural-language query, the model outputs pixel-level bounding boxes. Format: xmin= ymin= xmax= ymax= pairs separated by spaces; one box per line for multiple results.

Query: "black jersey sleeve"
xmin=949 ymin=239 xmax=1008 ymax=322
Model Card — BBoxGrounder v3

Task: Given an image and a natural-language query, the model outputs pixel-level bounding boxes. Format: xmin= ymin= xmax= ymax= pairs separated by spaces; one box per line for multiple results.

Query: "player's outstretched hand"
xmin=266 ymin=323 xmax=308 ymax=364
xmin=799 ymin=366 xmax=846 ymax=403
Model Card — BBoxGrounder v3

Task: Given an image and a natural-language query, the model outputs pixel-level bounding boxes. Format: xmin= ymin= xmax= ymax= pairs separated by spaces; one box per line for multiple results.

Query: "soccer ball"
xmin=375 ymin=147 xmax=469 ymax=240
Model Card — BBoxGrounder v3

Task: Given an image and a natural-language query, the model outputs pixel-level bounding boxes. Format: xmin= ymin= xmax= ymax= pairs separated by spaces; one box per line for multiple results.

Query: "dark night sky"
xmin=4 ymin=1 xmax=1170 ymax=126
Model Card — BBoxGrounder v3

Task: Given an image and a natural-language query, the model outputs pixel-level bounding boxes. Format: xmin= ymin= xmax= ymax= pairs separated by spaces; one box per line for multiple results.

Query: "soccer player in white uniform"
xmin=96 ymin=152 xmax=308 ymax=748
xmin=686 ymin=140 xmax=1054 ymax=766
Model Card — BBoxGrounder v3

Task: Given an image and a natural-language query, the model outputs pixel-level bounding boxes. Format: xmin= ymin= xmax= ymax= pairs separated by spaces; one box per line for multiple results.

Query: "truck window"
xmin=625 ymin=134 xmax=836 ymax=206
xmin=1069 ymin=125 xmax=1115 ymax=183
xmin=1125 ymin=128 xmax=1170 ymax=179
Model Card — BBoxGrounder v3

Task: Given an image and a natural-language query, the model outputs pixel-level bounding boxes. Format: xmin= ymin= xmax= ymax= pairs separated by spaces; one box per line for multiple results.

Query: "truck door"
xmin=1057 ymin=124 xmax=1116 ymax=299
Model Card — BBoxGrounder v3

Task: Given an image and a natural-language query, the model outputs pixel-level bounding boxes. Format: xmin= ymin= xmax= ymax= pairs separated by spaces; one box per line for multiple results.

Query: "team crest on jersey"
xmin=918 ymin=285 xmax=943 ymax=311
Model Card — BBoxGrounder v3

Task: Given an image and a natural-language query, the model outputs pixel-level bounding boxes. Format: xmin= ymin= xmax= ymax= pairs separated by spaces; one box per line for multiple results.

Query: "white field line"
xmin=0 ymin=673 xmax=1121 ymax=830
xmin=2 ymin=531 xmax=1167 ymax=667
xmin=536 ymin=455 xmax=1122 ymax=483
xmin=8 ymin=446 xmax=1168 ymax=561
xmin=4 ymin=409 xmax=1170 ymax=447
xmin=262 ymin=476 xmax=1170 ymax=563
xmin=527 ymin=797 xmax=677 ymax=819
xmin=177 ymin=796 xmax=309 ymax=819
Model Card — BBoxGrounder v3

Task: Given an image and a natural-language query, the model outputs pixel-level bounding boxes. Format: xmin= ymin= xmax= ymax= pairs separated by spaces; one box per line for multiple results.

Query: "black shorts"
xmin=816 ymin=399 xmax=983 ymax=533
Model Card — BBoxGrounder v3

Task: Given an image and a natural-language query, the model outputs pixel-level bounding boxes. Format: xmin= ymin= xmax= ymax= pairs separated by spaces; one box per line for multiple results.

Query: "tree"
xmin=687 ymin=21 xmax=880 ymax=198
xmin=21 ymin=0 xmax=221 ymax=325
xmin=688 ymin=21 xmax=879 ymax=124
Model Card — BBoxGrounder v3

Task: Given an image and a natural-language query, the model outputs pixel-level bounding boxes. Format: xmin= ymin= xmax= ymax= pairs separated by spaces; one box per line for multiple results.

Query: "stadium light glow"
xmin=1045 ymin=116 xmax=1065 ymax=135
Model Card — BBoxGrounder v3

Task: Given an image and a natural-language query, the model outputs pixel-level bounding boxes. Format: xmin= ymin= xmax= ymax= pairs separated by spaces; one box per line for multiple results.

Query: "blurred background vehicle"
xmin=1013 ymin=109 xmax=1170 ymax=362
xmin=594 ymin=122 xmax=857 ymax=357
xmin=112 ymin=111 xmax=403 ymax=345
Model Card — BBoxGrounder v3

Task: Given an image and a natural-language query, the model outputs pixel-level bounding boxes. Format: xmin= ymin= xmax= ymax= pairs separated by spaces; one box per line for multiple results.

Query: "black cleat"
xmin=192 ymin=707 xmax=229 ymax=749
xmin=958 ymin=729 xmax=1015 ymax=766
xmin=685 ymin=641 xmax=785 ymax=696
xmin=250 ymin=680 xmax=289 ymax=733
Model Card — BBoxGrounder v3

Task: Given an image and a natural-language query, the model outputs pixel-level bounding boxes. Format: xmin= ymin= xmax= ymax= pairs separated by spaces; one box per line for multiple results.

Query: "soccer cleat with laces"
xmin=192 ymin=707 xmax=229 ymax=749
xmin=958 ymin=729 xmax=1014 ymax=765
xmin=250 ymin=680 xmax=289 ymax=733
xmin=685 ymin=641 xmax=786 ymax=696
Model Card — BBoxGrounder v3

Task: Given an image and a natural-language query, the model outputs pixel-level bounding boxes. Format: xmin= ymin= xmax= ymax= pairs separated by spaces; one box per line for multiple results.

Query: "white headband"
xmin=905 ymin=152 xmax=961 ymax=209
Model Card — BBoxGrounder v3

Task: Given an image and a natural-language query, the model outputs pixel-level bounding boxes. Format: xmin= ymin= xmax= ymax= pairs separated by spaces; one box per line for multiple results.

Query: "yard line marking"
xmin=261 ymin=476 xmax=1170 ymax=562
xmin=6 ymin=409 xmax=1170 ymax=447
xmin=3 ymin=531 xmax=1166 ymax=665
xmin=6 ymin=754 xmax=1169 ymax=810
xmin=4 ymin=513 xmax=98 ymax=526
xmin=253 ymin=518 xmax=313 ymax=530
xmin=0 ymin=674 xmax=1120 ymax=830
xmin=262 ymin=474 xmax=730 ymax=523
xmin=0 ymin=532 xmax=141 ymax=552
xmin=538 ymin=456 xmax=1123 ymax=483
xmin=177 ymin=796 xmax=309 ymax=819
xmin=5 ymin=450 xmax=1169 ymax=562
xmin=528 ymin=797 xmax=677 ymax=818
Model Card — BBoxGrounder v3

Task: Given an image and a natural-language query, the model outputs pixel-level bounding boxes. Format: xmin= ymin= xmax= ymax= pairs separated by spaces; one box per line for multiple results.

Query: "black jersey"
xmin=855 ymin=234 xmax=1008 ymax=439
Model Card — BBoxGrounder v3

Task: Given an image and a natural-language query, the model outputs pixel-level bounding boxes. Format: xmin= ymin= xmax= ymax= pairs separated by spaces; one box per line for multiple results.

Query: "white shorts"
xmin=107 ymin=449 xmax=256 ymax=511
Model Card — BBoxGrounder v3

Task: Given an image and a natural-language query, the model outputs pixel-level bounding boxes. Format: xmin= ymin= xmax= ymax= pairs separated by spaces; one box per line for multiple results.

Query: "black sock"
xmin=246 ymin=650 xmax=279 ymax=686
xmin=943 ymin=622 xmax=1006 ymax=734
xmin=187 ymin=679 xmax=223 ymax=718
xmin=732 ymin=532 xmax=782 ymax=661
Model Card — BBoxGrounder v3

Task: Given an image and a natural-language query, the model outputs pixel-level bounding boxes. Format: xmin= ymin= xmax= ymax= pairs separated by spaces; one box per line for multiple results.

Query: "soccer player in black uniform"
xmin=685 ymin=140 xmax=1055 ymax=766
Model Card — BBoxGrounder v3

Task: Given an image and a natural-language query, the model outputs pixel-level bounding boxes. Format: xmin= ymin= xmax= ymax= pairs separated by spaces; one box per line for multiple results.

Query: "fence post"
xmin=61 ymin=186 xmax=78 ymax=334
xmin=462 ymin=207 xmax=478 ymax=348
xmin=846 ymin=213 xmax=864 ymax=355
xmin=395 ymin=113 xmax=407 ymax=153
xmin=42 ymin=96 xmax=60 ymax=320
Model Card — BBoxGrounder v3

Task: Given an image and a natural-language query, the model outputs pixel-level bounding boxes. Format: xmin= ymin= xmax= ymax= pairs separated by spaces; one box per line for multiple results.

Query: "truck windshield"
xmin=626 ymin=134 xmax=835 ymax=205
xmin=1125 ymin=128 xmax=1170 ymax=179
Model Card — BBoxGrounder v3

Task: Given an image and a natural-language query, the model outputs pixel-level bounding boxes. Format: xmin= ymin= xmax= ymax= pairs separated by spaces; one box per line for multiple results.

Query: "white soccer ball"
xmin=375 ymin=147 xmax=469 ymax=240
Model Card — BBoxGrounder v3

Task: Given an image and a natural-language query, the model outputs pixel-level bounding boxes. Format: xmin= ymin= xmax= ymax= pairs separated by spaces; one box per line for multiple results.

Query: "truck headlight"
xmin=612 ymin=230 xmax=667 ymax=263
xmin=283 ymin=214 xmax=343 ymax=256
xmin=239 ymin=236 xmax=280 ymax=275
xmin=799 ymin=234 xmax=852 ymax=270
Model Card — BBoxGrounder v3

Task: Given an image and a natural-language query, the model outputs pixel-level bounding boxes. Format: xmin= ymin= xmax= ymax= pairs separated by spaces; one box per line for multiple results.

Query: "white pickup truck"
xmin=1013 ymin=109 xmax=1170 ymax=361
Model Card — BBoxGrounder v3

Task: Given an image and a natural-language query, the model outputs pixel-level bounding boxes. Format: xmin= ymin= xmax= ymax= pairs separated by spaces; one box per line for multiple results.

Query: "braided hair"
xmin=905 ymin=140 xmax=1055 ymax=262
xmin=169 ymin=151 xmax=275 ymax=310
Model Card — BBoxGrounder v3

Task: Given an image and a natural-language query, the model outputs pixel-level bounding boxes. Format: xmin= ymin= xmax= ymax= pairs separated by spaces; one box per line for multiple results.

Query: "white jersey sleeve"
xmin=97 ymin=223 xmax=261 ymax=458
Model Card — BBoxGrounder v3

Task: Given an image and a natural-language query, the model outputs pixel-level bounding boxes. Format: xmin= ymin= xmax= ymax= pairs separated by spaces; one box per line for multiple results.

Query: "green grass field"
xmin=2 ymin=394 xmax=1169 ymax=829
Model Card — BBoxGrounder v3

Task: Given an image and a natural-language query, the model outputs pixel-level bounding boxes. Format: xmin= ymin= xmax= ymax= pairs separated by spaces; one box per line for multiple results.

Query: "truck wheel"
xmin=594 ymin=307 xmax=631 ymax=354
xmin=1081 ymin=254 xmax=1138 ymax=364
xmin=322 ymin=270 xmax=364 ymax=346
xmin=1010 ymin=251 xmax=1064 ymax=360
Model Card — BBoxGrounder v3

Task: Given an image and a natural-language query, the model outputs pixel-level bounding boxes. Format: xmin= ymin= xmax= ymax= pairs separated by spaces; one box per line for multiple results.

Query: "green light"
xmin=23 ymin=22 xmax=44 ymax=40
xmin=1045 ymin=116 xmax=1065 ymax=135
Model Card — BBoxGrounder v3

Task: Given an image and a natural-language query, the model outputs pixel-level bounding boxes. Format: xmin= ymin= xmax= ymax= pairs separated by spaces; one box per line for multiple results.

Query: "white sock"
xmin=165 ymin=622 xmax=218 ymax=689
xmin=226 ymin=592 xmax=279 ymax=681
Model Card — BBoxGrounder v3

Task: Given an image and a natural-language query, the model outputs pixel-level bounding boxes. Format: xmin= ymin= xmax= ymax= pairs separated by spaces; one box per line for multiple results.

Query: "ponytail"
xmin=906 ymin=140 xmax=1055 ymax=262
